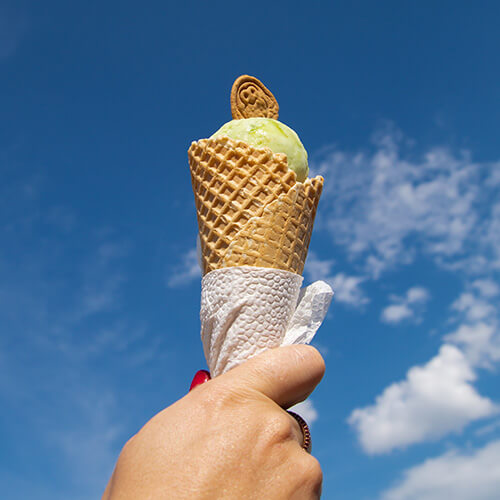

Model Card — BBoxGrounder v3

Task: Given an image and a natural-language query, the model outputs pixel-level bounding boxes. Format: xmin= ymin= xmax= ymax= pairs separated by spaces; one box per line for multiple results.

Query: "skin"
xmin=102 ymin=344 xmax=325 ymax=499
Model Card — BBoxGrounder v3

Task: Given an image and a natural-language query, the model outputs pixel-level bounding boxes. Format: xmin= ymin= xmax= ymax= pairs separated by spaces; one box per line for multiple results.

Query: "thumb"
xmin=216 ymin=345 xmax=325 ymax=409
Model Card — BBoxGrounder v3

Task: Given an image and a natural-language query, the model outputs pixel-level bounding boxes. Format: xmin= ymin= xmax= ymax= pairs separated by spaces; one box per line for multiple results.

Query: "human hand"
xmin=102 ymin=344 xmax=325 ymax=499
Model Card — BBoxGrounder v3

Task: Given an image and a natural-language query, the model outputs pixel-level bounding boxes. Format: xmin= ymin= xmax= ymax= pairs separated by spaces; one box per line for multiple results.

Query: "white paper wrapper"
xmin=200 ymin=266 xmax=333 ymax=376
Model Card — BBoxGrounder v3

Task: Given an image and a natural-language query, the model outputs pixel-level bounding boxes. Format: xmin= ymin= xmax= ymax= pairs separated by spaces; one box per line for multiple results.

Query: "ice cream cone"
xmin=188 ymin=75 xmax=333 ymax=377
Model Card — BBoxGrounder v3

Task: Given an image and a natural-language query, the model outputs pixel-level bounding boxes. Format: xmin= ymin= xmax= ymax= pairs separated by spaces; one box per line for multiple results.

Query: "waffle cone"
xmin=188 ymin=135 xmax=323 ymax=275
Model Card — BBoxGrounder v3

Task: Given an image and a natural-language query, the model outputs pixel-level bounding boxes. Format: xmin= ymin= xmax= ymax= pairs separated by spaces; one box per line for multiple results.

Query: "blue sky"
xmin=1 ymin=1 xmax=500 ymax=499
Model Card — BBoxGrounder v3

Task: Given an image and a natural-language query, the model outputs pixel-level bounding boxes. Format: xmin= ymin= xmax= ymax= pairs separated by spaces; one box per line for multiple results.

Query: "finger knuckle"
xmin=302 ymin=455 xmax=323 ymax=488
xmin=263 ymin=412 xmax=295 ymax=445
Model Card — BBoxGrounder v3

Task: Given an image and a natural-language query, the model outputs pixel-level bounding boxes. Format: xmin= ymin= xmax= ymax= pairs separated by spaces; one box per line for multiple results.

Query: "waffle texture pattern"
xmin=189 ymin=135 xmax=323 ymax=275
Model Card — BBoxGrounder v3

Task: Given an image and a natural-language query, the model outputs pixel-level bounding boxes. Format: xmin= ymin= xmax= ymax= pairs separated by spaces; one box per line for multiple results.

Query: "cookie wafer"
xmin=231 ymin=75 xmax=279 ymax=120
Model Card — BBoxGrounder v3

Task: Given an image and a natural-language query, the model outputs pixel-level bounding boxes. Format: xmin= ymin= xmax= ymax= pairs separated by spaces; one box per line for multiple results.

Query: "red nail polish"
xmin=189 ymin=370 xmax=211 ymax=391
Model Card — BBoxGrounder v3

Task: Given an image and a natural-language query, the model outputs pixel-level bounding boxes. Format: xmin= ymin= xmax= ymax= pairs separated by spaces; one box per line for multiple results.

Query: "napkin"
xmin=200 ymin=266 xmax=333 ymax=376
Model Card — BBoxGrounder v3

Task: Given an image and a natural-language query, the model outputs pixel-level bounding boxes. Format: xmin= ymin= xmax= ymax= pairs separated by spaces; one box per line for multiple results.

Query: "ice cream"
xmin=211 ymin=117 xmax=309 ymax=182
xmin=188 ymin=75 xmax=323 ymax=276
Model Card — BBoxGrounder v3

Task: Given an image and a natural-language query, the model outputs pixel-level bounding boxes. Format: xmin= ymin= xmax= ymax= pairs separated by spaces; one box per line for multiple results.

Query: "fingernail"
xmin=189 ymin=370 xmax=211 ymax=391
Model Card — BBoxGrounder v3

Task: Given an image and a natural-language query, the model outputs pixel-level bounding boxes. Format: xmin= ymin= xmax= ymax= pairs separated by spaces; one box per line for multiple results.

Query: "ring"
xmin=287 ymin=411 xmax=312 ymax=453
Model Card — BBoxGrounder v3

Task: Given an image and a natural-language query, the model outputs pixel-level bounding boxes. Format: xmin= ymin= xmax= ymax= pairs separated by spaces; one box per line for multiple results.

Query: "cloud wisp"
xmin=0 ymin=169 xmax=168 ymax=498
xmin=381 ymin=286 xmax=430 ymax=324
xmin=167 ymin=247 xmax=200 ymax=288
xmin=51 ymin=388 xmax=123 ymax=497
xmin=445 ymin=279 xmax=500 ymax=369
xmin=305 ymin=252 xmax=368 ymax=307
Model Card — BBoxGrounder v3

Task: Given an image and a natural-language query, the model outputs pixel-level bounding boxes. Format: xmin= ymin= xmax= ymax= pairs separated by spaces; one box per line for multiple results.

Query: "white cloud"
xmin=304 ymin=252 xmax=335 ymax=280
xmin=167 ymin=247 xmax=201 ymax=288
xmin=381 ymin=439 xmax=500 ymax=500
xmin=348 ymin=345 xmax=498 ymax=454
xmin=472 ymin=279 xmax=500 ymax=298
xmin=445 ymin=322 xmax=500 ymax=368
xmin=381 ymin=286 xmax=430 ymax=324
xmin=382 ymin=303 xmax=413 ymax=323
xmin=406 ymin=287 xmax=429 ymax=303
xmin=330 ymin=273 xmax=368 ymax=306
xmin=482 ymin=202 xmax=500 ymax=270
xmin=305 ymin=252 xmax=368 ymax=307
xmin=445 ymin=284 xmax=500 ymax=368
xmin=289 ymin=399 xmax=318 ymax=425
xmin=487 ymin=164 xmax=500 ymax=186
xmin=313 ymin=126 xmax=500 ymax=276
xmin=451 ymin=293 xmax=496 ymax=322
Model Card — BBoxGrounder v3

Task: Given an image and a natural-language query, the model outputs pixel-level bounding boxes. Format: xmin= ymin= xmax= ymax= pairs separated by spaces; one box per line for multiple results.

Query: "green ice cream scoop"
xmin=211 ymin=117 xmax=309 ymax=182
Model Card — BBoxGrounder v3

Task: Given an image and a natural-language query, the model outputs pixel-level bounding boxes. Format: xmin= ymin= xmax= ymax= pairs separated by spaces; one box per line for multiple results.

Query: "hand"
xmin=102 ymin=344 xmax=325 ymax=499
